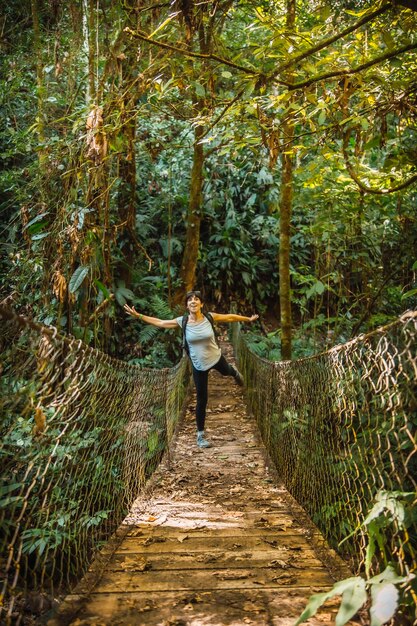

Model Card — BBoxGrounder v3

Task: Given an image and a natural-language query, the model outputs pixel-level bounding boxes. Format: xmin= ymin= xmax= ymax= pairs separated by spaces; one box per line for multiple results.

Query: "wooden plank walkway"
xmin=48 ymin=344 xmax=353 ymax=626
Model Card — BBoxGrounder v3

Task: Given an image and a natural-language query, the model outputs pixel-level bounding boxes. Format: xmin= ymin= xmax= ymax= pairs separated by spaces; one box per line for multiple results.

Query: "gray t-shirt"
xmin=176 ymin=315 xmax=221 ymax=371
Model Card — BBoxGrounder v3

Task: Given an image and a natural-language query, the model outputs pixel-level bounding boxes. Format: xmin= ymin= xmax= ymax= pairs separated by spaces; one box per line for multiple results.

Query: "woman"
xmin=124 ymin=290 xmax=258 ymax=448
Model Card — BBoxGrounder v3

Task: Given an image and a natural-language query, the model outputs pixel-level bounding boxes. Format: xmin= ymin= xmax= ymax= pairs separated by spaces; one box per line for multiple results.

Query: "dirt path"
xmin=49 ymin=344 xmax=352 ymax=626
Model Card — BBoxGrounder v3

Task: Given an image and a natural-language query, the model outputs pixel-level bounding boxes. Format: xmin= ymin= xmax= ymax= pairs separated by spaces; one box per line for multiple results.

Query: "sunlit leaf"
xmin=336 ymin=578 xmax=367 ymax=626
xmin=370 ymin=583 xmax=398 ymax=626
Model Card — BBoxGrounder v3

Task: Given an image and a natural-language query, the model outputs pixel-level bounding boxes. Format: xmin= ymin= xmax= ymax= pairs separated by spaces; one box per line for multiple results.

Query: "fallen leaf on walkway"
xmin=234 ymin=552 xmax=252 ymax=562
xmin=270 ymin=524 xmax=288 ymax=532
xmin=271 ymin=573 xmax=296 ymax=584
xmin=120 ymin=556 xmax=150 ymax=572
xmin=143 ymin=536 xmax=167 ymax=546
xmin=268 ymin=559 xmax=289 ymax=569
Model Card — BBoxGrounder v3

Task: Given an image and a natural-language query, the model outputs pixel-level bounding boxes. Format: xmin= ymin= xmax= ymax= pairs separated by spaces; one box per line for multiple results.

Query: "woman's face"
xmin=186 ymin=293 xmax=203 ymax=313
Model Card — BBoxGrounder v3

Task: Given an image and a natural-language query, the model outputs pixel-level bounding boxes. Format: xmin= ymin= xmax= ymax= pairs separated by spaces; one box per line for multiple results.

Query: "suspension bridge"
xmin=1 ymin=304 xmax=416 ymax=625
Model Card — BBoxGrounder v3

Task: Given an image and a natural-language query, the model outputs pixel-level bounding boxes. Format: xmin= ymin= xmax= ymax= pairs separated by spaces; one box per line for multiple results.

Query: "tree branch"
xmin=342 ymin=129 xmax=417 ymax=194
xmin=124 ymin=27 xmax=261 ymax=76
xmin=283 ymin=41 xmax=417 ymax=90
xmin=87 ymin=294 xmax=115 ymax=325
xmin=199 ymin=88 xmax=245 ymax=141
xmin=268 ymin=2 xmax=392 ymax=82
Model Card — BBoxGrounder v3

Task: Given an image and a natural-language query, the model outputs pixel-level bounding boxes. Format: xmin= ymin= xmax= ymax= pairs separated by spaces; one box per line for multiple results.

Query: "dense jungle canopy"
xmin=1 ymin=0 xmax=417 ymax=363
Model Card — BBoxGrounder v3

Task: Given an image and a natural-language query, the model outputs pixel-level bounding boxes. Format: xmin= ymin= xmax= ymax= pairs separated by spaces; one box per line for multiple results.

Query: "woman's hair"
xmin=185 ymin=290 xmax=202 ymax=305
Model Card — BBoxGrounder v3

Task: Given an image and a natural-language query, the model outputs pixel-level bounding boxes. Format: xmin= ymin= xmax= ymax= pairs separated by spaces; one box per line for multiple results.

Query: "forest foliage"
xmin=1 ymin=0 xmax=416 ymax=363
xmin=1 ymin=3 xmax=417 ymax=624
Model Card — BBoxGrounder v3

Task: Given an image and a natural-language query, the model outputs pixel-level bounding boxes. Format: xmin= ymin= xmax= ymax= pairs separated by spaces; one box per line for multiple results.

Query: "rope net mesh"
xmin=0 ymin=305 xmax=190 ymax=622
xmin=238 ymin=312 xmax=417 ymax=598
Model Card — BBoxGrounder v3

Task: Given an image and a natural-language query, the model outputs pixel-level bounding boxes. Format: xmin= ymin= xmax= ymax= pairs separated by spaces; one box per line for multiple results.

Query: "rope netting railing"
xmin=237 ymin=311 xmax=417 ymax=618
xmin=0 ymin=304 xmax=190 ymax=624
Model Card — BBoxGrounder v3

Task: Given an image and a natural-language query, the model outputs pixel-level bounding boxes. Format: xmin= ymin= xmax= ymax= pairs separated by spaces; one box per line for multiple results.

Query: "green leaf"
xmin=31 ymin=232 xmax=50 ymax=241
xmin=115 ymin=286 xmax=135 ymax=306
xmin=336 ymin=578 xmax=367 ymax=626
xmin=242 ymin=272 xmax=251 ymax=286
xmin=294 ymin=591 xmax=331 ymax=624
xmin=94 ymin=279 xmax=110 ymax=299
xmin=306 ymin=280 xmax=326 ymax=300
xmin=0 ymin=483 xmax=22 ymax=496
xmin=365 ymin=531 xmax=376 ymax=578
xmin=295 ymin=578 xmax=361 ymax=625
xmin=147 ymin=431 xmax=159 ymax=453
xmin=370 ymin=583 xmax=398 ymax=626
xmin=401 ymin=288 xmax=417 ymax=300
xmin=368 ymin=565 xmax=407 ymax=586
xmin=148 ymin=12 xmax=179 ymax=37
xmin=23 ymin=212 xmax=49 ymax=230
xmin=318 ymin=110 xmax=326 ymax=125
xmin=363 ymin=500 xmax=386 ymax=526
xmin=382 ymin=31 xmax=395 ymax=50
xmin=194 ymin=82 xmax=205 ymax=97
xmin=69 ymin=265 xmax=90 ymax=293
xmin=0 ymin=495 xmax=24 ymax=508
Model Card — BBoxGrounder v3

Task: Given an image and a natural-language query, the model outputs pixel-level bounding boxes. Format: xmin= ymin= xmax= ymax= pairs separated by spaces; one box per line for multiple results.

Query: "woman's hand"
xmin=124 ymin=304 xmax=141 ymax=319
xmin=248 ymin=314 xmax=259 ymax=323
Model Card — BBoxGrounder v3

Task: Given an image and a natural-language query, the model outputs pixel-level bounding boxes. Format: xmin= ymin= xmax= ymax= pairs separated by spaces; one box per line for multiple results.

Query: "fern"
xmin=150 ymin=294 xmax=175 ymax=320
xmin=138 ymin=325 xmax=158 ymax=344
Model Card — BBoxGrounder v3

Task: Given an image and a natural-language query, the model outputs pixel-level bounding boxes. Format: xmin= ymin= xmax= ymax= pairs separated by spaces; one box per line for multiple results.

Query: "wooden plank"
xmin=121 ymin=512 xmax=297 ymax=527
xmin=92 ymin=566 xmax=334 ymax=593
xmin=116 ymin=535 xmax=322 ymax=554
xmin=59 ymin=588 xmax=341 ymax=625
xmin=107 ymin=550 xmax=327 ymax=571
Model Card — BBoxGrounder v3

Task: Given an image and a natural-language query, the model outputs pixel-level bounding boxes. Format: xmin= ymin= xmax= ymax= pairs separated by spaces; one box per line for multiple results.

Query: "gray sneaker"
xmin=234 ymin=369 xmax=244 ymax=387
xmin=197 ymin=431 xmax=212 ymax=448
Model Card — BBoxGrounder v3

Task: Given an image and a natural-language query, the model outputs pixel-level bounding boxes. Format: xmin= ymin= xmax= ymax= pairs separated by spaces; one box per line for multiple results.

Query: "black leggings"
xmin=192 ymin=355 xmax=237 ymax=431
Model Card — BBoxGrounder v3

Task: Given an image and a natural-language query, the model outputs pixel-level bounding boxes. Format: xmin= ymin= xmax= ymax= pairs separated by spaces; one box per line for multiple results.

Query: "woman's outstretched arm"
xmin=124 ymin=304 xmax=178 ymax=328
xmin=211 ymin=312 xmax=259 ymax=324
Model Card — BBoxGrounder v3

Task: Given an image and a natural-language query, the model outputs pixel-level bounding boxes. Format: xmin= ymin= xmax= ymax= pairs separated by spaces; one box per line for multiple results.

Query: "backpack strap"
xmin=182 ymin=313 xmax=190 ymax=355
xmin=204 ymin=312 xmax=219 ymax=347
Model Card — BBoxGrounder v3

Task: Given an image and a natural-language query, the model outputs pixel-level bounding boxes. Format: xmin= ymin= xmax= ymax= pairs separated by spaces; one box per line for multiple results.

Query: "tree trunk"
xmin=171 ymin=2 xmax=232 ymax=306
xmin=174 ymin=124 xmax=204 ymax=304
xmin=279 ymin=138 xmax=294 ymax=360
xmin=279 ymin=0 xmax=296 ymax=360
xmin=82 ymin=0 xmax=96 ymax=105
xmin=31 ymin=0 xmax=46 ymax=169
